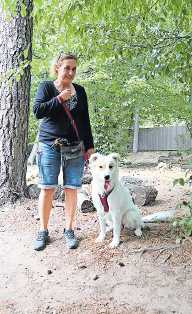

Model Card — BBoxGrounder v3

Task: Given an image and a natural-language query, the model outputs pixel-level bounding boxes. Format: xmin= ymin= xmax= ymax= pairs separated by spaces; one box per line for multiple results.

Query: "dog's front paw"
xmin=109 ymin=240 xmax=120 ymax=248
xmin=95 ymin=233 xmax=106 ymax=243
xmin=134 ymin=228 xmax=142 ymax=237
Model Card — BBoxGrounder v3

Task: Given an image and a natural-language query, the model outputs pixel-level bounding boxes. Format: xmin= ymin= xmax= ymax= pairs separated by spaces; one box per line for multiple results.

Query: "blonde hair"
xmin=50 ymin=52 xmax=77 ymax=77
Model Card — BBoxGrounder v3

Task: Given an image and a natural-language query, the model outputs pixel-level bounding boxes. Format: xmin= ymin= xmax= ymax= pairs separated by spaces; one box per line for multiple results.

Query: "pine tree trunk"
xmin=0 ymin=1 xmax=33 ymax=205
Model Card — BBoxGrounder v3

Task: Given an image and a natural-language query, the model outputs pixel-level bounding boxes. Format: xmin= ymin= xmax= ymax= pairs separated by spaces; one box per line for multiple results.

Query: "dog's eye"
xmin=109 ymin=165 xmax=113 ymax=169
xmin=99 ymin=165 xmax=103 ymax=169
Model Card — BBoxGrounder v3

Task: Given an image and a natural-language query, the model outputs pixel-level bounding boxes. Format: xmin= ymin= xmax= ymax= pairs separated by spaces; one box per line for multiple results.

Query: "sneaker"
xmin=34 ymin=230 xmax=50 ymax=251
xmin=63 ymin=229 xmax=79 ymax=249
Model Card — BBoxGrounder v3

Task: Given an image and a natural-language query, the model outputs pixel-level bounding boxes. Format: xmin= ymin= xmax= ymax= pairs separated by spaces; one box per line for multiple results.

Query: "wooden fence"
xmin=137 ymin=125 xmax=192 ymax=151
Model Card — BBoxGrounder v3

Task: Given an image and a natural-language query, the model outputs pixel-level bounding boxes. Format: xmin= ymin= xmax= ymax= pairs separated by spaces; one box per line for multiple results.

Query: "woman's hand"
xmin=57 ymin=88 xmax=72 ymax=103
xmin=86 ymin=148 xmax=95 ymax=159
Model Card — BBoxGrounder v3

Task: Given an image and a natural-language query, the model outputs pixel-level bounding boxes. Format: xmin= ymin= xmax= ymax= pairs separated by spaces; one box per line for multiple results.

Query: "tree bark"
xmin=0 ymin=1 xmax=33 ymax=205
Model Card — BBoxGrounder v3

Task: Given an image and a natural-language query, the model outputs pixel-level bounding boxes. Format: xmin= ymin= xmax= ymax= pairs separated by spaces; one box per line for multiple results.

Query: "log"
xmin=120 ymin=176 xmax=158 ymax=206
xmin=25 ymin=184 xmax=64 ymax=201
xmin=25 ymin=184 xmax=40 ymax=199
xmin=77 ymin=189 xmax=95 ymax=213
xmin=158 ymin=155 xmax=185 ymax=166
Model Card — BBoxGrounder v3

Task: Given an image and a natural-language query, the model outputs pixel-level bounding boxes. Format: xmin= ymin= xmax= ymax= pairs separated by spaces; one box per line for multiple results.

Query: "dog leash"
xmin=62 ymin=103 xmax=80 ymax=142
xmin=62 ymin=103 xmax=89 ymax=163
xmin=99 ymin=187 xmax=115 ymax=213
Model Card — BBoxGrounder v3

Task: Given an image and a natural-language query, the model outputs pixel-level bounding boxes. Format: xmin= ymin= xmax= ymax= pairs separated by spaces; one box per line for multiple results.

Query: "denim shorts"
xmin=36 ymin=142 xmax=84 ymax=189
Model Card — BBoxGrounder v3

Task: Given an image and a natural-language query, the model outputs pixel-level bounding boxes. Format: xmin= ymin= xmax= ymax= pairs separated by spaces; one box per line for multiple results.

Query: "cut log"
xmin=25 ymin=184 xmax=64 ymax=200
xmin=77 ymin=190 xmax=95 ymax=213
xmin=25 ymin=174 xmax=158 ymax=208
xmin=120 ymin=176 xmax=158 ymax=206
xmin=158 ymin=155 xmax=184 ymax=166
xmin=25 ymin=184 xmax=40 ymax=199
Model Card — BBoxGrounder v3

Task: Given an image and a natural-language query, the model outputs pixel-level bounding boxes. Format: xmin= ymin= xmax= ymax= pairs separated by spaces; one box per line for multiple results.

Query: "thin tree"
xmin=0 ymin=1 xmax=33 ymax=205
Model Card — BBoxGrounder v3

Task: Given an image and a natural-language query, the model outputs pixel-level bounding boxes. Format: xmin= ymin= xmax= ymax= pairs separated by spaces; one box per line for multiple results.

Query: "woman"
xmin=33 ymin=53 xmax=94 ymax=251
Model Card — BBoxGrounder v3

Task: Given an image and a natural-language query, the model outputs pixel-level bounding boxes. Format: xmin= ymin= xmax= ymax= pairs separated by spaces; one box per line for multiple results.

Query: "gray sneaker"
xmin=34 ymin=230 xmax=50 ymax=251
xmin=64 ymin=229 xmax=79 ymax=249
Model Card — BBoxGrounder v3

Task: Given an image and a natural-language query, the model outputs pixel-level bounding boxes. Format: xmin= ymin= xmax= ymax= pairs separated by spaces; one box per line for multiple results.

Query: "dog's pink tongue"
xmin=104 ymin=180 xmax=110 ymax=191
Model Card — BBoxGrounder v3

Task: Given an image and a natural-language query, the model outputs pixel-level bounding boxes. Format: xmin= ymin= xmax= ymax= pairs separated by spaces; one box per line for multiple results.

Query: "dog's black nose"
xmin=104 ymin=175 xmax=110 ymax=180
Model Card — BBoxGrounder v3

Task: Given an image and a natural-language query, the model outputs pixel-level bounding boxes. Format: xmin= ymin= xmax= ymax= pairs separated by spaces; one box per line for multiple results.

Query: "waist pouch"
xmin=62 ymin=143 xmax=83 ymax=160
xmin=58 ymin=141 xmax=84 ymax=160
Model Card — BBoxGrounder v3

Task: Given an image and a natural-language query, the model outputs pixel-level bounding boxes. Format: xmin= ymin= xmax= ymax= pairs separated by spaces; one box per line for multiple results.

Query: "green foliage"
xmin=31 ymin=0 xmax=192 ymax=85
xmin=173 ymin=217 xmax=192 ymax=237
xmin=1 ymin=0 xmax=17 ymax=16
xmin=79 ymin=59 xmax=134 ymax=154
xmin=172 ymin=172 xmax=192 ymax=238
xmin=50 ymin=0 xmax=192 ymax=88
xmin=27 ymin=0 xmax=192 ymax=152
xmin=173 ymin=177 xmax=185 ymax=187
xmin=91 ymin=103 xmax=132 ymax=155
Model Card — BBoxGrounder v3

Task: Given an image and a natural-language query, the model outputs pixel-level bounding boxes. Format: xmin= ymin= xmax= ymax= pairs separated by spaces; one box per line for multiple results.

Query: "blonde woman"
xmin=33 ymin=53 xmax=94 ymax=250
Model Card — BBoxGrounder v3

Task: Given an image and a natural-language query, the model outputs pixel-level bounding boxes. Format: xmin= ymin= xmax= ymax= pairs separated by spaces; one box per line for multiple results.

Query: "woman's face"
xmin=57 ymin=59 xmax=77 ymax=84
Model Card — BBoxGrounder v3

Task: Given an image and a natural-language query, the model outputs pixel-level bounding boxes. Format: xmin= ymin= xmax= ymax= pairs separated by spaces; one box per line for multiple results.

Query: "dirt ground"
xmin=0 ymin=152 xmax=192 ymax=314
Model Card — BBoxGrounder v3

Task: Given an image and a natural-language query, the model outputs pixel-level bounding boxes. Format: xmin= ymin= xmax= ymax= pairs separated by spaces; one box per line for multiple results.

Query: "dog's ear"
xmin=109 ymin=153 xmax=120 ymax=162
xmin=89 ymin=153 xmax=101 ymax=164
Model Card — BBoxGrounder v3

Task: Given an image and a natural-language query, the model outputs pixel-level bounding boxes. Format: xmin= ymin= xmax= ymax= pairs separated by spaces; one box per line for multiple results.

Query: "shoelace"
xmin=37 ymin=231 xmax=47 ymax=241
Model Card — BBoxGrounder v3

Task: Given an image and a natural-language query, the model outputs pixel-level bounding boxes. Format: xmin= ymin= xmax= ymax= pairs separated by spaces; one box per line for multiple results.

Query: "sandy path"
xmin=0 ymin=165 xmax=192 ymax=314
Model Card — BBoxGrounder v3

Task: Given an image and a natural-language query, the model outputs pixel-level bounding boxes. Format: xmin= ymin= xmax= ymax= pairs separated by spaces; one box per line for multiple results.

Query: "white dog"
xmin=89 ymin=153 xmax=143 ymax=248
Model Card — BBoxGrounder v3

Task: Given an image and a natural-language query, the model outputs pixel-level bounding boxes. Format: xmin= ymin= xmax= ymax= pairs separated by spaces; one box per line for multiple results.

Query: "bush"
xmin=90 ymin=103 xmax=132 ymax=155
xmin=173 ymin=174 xmax=192 ymax=238
xmin=173 ymin=217 xmax=192 ymax=237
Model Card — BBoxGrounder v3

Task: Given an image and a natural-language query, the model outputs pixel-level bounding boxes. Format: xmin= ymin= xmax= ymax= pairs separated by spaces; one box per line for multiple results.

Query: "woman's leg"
xmin=34 ymin=188 xmax=55 ymax=251
xmin=34 ymin=142 xmax=60 ymax=250
xmin=64 ymin=188 xmax=77 ymax=229
xmin=39 ymin=188 xmax=55 ymax=230
xmin=62 ymin=156 xmax=84 ymax=249
xmin=63 ymin=188 xmax=79 ymax=249
xmin=36 ymin=142 xmax=60 ymax=230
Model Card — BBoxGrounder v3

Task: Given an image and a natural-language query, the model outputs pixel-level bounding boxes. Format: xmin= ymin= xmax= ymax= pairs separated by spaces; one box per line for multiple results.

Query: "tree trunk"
xmin=132 ymin=112 xmax=139 ymax=153
xmin=0 ymin=1 xmax=33 ymax=205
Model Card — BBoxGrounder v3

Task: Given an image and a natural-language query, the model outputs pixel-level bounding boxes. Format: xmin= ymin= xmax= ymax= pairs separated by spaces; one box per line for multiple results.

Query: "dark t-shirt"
xmin=33 ymin=81 xmax=94 ymax=151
